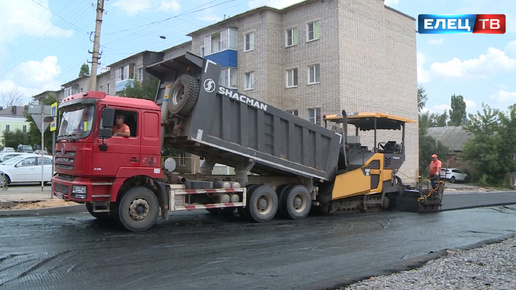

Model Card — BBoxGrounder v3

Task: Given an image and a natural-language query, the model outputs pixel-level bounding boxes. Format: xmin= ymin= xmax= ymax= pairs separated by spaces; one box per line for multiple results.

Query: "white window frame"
xmin=64 ymin=87 xmax=72 ymax=97
xmin=204 ymin=28 xmax=237 ymax=56
xmin=285 ymin=27 xmax=298 ymax=47
xmin=286 ymin=68 xmax=298 ymax=88
xmin=244 ymin=32 xmax=255 ymax=52
xmin=220 ymin=29 xmax=228 ymax=50
xmin=308 ymin=108 xmax=322 ymax=125
xmin=219 ymin=68 xmax=237 ymax=89
xmin=308 ymin=64 xmax=320 ymax=84
xmin=204 ymin=35 xmax=212 ymax=55
xmin=179 ymin=152 xmax=186 ymax=166
xmin=244 ymin=71 xmax=254 ymax=90
xmin=137 ymin=67 xmax=143 ymax=81
xmin=307 ymin=20 xmax=320 ymax=42
xmin=286 ymin=110 xmax=298 ymax=116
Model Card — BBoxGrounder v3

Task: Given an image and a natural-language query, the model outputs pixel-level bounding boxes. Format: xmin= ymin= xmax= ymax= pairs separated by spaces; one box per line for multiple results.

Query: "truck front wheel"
xmin=117 ymin=187 xmax=159 ymax=232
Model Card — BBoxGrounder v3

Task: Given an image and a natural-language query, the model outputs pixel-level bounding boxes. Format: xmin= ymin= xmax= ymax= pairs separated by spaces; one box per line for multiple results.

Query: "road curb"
xmin=0 ymin=204 xmax=86 ymax=217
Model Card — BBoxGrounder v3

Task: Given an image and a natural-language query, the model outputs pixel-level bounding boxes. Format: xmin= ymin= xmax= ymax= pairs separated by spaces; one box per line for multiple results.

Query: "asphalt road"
xmin=1 ymin=191 xmax=516 ymax=290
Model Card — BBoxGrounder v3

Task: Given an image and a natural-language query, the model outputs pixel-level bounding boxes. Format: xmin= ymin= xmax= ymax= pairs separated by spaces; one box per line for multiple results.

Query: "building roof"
xmin=0 ymin=106 xmax=27 ymax=117
xmin=427 ymin=126 xmax=473 ymax=152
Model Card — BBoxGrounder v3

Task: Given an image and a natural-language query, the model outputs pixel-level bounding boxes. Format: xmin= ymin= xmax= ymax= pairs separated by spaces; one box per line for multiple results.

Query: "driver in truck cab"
xmin=112 ymin=114 xmax=130 ymax=137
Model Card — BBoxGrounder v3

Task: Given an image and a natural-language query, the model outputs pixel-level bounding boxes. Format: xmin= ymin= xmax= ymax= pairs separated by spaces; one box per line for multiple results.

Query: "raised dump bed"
xmin=147 ymin=52 xmax=341 ymax=181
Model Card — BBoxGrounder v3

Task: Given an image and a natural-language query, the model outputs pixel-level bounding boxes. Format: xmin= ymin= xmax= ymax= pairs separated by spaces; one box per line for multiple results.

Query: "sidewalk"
xmin=0 ymin=185 xmax=86 ymax=216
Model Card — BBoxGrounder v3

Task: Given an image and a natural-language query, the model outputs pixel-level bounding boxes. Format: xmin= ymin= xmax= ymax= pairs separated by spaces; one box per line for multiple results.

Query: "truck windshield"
xmin=58 ymin=105 xmax=95 ymax=140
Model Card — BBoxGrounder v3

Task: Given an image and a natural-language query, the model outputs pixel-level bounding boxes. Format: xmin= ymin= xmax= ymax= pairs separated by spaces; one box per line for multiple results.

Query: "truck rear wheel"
xmin=279 ymin=185 xmax=311 ymax=220
xmin=117 ymin=187 xmax=159 ymax=232
xmin=245 ymin=185 xmax=278 ymax=223
xmin=238 ymin=184 xmax=259 ymax=220
xmin=168 ymin=74 xmax=199 ymax=117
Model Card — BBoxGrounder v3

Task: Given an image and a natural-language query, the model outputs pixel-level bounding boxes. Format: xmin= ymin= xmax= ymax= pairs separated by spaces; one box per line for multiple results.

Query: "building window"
xmin=307 ymin=21 xmax=320 ymax=41
xmin=308 ymin=108 xmax=321 ymax=125
xmin=219 ymin=68 xmax=237 ymax=88
xmin=285 ymin=27 xmax=298 ymax=47
xmin=23 ymin=125 xmax=27 ymax=133
xmin=106 ymin=83 xmax=110 ymax=94
xmin=286 ymin=110 xmax=298 ymax=116
xmin=204 ymin=28 xmax=237 ymax=56
xmin=116 ymin=67 xmax=124 ymax=82
xmin=286 ymin=68 xmax=298 ymax=88
xmin=64 ymin=87 xmax=73 ymax=97
xmin=179 ymin=152 xmax=186 ymax=166
xmin=115 ymin=64 xmax=135 ymax=82
xmin=244 ymin=72 xmax=254 ymax=90
xmin=137 ymin=67 xmax=143 ymax=81
xmin=5 ymin=125 xmax=9 ymax=132
xmin=244 ymin=32 xmax=255 ymax=52
xmin=128 ymin=63 xmax=135 ymax=79
xmin=308 ymin=64 xmax=320 ymax=84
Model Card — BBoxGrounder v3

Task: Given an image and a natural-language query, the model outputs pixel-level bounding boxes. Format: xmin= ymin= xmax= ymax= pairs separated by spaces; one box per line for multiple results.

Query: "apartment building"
xmin=185 ymin=0 xmax=418 ymax=180
xmin=35 ymin=0 xmax=418 ymax=180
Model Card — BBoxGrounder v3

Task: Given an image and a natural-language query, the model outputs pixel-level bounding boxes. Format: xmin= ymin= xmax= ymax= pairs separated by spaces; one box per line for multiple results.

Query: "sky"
xmin=0 ymin=0 xmax=515 ymax=116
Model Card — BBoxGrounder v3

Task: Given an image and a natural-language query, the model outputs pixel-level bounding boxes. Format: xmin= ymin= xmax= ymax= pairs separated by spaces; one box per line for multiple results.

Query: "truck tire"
xmin=238 ymin=184 xmax=259 ymax=220
xmin=279 ymin=185 xmax=311 ymax=220
xmin=245 ymin=185 xmax=278 ymax=223
xmin=168 ymin=74 xmax=199 ymax=117
xmin=117 ymin=187 xmax=159 ymax=232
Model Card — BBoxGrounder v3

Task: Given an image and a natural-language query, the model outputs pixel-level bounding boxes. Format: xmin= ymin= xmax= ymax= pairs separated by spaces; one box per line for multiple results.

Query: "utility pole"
xmin=88 ymin=0 xmax=105 ymax=91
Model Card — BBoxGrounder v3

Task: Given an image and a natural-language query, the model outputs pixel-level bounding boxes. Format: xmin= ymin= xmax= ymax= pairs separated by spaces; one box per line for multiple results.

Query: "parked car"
xmin=34 ymin=150 xmax=49 ymax=155
xmin=17 ymin=144 xmax=34 ymax=153
xmin=16 ymin=144 xmax=34 ymax=153
xmin=1 ymin=147 xmax=15 ymax=153
xmin=440 ymin=168 xmax=469 ymax=183
xmin=0 ymin=154 xmax=53 ymax=185
xmin=0 ymin=152 xmax=27 ymax=163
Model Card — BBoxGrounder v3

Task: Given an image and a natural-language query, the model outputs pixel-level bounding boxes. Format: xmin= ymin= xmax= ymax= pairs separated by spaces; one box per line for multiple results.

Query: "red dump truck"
xmin=53 ymin=52 xmax=425 ymax=231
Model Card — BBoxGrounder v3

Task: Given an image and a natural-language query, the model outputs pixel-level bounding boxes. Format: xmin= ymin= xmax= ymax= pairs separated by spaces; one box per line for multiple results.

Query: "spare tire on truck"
xmin=168 ymin=74 xmax=199 ymax=117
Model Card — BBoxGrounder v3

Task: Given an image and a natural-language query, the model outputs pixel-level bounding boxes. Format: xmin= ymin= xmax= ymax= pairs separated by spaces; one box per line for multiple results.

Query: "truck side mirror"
xmin=101 ymin=107 xmax=115 ymax=128
xmin=98 ymin=107 xmax=115 ymax=151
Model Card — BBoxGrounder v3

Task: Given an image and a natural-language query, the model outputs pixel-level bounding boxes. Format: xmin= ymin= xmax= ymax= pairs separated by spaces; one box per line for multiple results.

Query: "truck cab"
xmin=52 ymin=92 xmax=164 ymax=229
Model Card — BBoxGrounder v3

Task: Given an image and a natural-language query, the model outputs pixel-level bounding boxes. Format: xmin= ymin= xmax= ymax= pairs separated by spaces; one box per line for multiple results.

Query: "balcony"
xmin=205 ymin=50 xmax=237 ymax=68
xmin=115 ymin=79 xmax=134 ymax=92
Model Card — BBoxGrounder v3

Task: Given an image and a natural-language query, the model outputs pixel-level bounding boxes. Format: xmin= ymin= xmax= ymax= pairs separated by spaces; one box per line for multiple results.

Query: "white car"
xmin=1 ymin=147 xmax=15 ymax=153
xmin=440 ymin=168 xmax=469 ymax=183
xmin=0 ymin=152 xmax=27 ymax=163
xmin=0 ymin=154 xmax=53 ymax=185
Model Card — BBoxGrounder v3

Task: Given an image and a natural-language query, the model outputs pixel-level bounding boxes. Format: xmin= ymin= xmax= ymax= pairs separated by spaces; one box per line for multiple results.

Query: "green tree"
xmin=419 ymin=134 xmax=448 ymax=177
xmin=448 ymin=94 xmax=466 ymax=126
xmin=79 ymin=63 xmax=90 ymax=77
xmin=418 ymin=85 xmax=449 ymax=175
xmin=119 ymin=77 xmax=159 ymax=100
xmin=2 ymin=129 xmax=30 ymax=149
xmin=418 ymin=84 xmax=427 ymax=113
xmin=462 ymin=103 xmax=515 ymax=186
xmin=435 ymin=111 xmax=448 ymax=127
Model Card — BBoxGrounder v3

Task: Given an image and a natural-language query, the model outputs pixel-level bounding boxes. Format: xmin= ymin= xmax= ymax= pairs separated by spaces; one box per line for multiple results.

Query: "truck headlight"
xmin=71 ymin=185 xmax=87 ymax=199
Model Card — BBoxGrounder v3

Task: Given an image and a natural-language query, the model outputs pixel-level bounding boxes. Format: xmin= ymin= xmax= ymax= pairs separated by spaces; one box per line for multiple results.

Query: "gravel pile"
xmin=343 ymin=234 xmax=516 ymax=290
